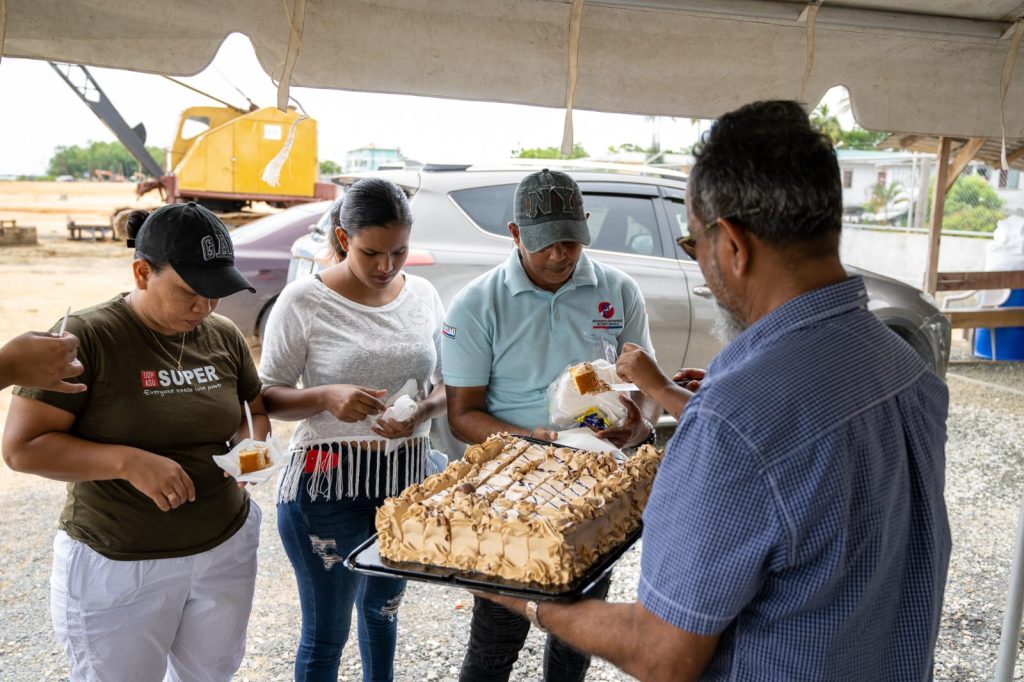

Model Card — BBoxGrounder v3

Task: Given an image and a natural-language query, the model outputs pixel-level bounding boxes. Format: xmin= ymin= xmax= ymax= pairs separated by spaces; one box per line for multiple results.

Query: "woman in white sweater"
xmin=259 ymin=178 xmax=447 ymax=682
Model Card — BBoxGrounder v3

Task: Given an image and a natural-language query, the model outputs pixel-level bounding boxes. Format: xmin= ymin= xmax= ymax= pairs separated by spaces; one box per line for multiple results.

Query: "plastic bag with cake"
xmin=547 ymin=359 xmax=627 ymax=431
xmin=213 ymin=437 xmax=286 ymax=484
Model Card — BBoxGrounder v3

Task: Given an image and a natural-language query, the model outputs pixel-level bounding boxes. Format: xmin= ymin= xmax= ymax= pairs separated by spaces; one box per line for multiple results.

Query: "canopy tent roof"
xmin=5 ymin=1 xmax=1024 ymax=139
xmin=881 ymin=133 xmax=1024 ymax=172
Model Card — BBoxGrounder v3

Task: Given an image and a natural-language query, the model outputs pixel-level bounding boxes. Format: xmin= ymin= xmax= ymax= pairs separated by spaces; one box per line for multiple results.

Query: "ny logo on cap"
xmin=201 ymin=234 xmax=233 ymax=262
xmin=521 ymin=186 xmax=582 ymax=219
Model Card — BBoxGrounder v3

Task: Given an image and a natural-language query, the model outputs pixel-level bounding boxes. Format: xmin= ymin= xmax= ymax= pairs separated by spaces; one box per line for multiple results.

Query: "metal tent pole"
xmin=994 ymin=493 xmax=1024 ymax=680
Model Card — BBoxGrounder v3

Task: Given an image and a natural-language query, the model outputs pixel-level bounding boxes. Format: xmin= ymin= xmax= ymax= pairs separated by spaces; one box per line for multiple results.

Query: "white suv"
xmin=289 ymin=162 xmax=951 ymax=377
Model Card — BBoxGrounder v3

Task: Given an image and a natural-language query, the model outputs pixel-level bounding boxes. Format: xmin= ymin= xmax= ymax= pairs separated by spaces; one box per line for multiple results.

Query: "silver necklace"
xmin=146 ymin=327 xmax=187 ymax=371
xmin=127 ymin=291 xmax=188 ymax=370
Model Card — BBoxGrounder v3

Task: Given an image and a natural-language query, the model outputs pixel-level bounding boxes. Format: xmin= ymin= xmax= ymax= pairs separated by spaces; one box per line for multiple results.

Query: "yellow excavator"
xmin=50 ymin=62 xmax=334 ymax=220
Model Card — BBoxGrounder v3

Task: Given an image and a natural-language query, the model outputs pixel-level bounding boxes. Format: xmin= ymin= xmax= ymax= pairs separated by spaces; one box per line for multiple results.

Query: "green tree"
xmin=810 ymin=104 xmax=843 ymax=146
xmin=811 ymin=97 xmax=890 ymax=150
xmin=865 ymin=181 xmax=909 ymax=224
xmin=47 ymin=141 xmax=165 ymax=178
xmin=148 ymin=146 xmax=166 ymax=172
xmin=319 ymin=159 xmax=342 ymax=175
xmin=513 ymin=143 xmax=588 ymax=160
xmin=607 ymin=143 xmax=645 ymax=154
xmin=942 ymin=174 xmax=1005 ymax=232
xmin=836 ymin=128 xmax=889 ymax=151
xmin=48 ymin=145 xmax=88 ymax=177
xmin=606 ymin=142 xmax=687 ymax=164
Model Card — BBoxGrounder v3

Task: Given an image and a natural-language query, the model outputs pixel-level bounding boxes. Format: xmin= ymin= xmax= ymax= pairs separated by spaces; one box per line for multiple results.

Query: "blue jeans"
xmin=278 ymin=487 xmax=405 ymax=682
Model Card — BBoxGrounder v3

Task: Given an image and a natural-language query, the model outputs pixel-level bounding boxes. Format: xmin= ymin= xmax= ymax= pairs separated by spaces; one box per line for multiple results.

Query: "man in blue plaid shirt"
xmin=480 ymin=100 xmax=951 ymax=681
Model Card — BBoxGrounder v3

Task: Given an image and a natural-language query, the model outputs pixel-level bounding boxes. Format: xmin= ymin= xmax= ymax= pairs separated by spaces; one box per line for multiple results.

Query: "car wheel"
xmin=887 ymin=324 xmax=936 ymax=374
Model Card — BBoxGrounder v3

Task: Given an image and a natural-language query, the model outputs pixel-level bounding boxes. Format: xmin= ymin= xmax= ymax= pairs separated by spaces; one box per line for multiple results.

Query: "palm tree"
xmin=810 ymin=104 xmax=842 ymax=145
xmin=866 ymin=181 xmax=909 ymax=224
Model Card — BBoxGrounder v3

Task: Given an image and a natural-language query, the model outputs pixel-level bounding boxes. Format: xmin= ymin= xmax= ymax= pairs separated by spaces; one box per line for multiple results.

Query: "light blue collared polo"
xmin=441 ymin=249 xmax=652 ymax=430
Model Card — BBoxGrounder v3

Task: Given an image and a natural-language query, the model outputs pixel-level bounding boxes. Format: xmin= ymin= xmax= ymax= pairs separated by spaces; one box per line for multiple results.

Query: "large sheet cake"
xmin=375 ymin=434 xmax=662 ymax=586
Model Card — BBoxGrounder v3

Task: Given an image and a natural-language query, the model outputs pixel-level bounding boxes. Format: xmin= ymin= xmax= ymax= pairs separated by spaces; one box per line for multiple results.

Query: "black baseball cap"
xmin=513 ymin=169 xmax=591 ymax=252
xmin=127 ymin=202 xmax=255 ymax=299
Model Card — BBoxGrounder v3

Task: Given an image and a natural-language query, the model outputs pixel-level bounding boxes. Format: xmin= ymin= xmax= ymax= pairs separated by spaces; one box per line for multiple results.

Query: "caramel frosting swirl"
xmin=375 ymin=433 xmax=664 ymax=585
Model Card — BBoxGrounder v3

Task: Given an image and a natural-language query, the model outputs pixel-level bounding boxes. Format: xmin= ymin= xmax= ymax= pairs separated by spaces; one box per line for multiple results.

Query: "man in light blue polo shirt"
xmin=443 ymin=168 xmax=657 ymax=682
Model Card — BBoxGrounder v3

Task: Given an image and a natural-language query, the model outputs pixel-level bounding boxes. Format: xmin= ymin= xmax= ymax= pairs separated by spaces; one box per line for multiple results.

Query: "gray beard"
xmin=711 ymin=304 xmax=746 ymax=345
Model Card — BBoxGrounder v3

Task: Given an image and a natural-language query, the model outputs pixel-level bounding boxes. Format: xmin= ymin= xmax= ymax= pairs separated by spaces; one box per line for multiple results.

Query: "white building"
xmin=984 ymin=166 xmax=1024 ymax=213
xmin=343 ymin=146 xmax=403 ymax=173
xmin=835 ymin=149 xmax=933 ymax=224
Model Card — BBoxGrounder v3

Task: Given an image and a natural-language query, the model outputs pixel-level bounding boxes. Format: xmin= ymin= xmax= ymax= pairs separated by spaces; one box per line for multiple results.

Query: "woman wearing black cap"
xmin=2 ymin=202 xmax=269 ymax=681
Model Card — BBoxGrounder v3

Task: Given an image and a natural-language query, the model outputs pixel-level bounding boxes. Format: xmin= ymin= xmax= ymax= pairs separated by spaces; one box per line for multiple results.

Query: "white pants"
xmin=50 ymin=502 xmax=261 ymax=682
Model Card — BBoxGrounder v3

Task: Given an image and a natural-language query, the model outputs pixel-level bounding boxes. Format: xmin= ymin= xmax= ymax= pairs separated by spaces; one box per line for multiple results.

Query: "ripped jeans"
xmin=278 ymin=487 xmax=405 ymax=682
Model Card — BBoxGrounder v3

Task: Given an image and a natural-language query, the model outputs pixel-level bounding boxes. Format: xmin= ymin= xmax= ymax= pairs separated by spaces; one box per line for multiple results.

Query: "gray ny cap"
xmin=513 ymin=169 xmax=591 ymax=252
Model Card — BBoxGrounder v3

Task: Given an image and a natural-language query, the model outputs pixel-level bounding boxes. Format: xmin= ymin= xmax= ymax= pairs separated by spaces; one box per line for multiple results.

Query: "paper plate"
xmin=213 ymin=437 xmax=287 ymax=485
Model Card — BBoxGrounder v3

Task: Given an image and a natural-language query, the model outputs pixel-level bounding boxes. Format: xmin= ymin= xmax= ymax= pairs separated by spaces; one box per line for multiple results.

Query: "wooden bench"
xmin=67 ymin=220 xmax=113 ymax=241
xmin=939 ymin=270 xmax=1024 ymax=326
xmin=943 ymin=307 xmax=1024 ymax=329
xmin=939 ymin=270 xmax=1024 ymax=358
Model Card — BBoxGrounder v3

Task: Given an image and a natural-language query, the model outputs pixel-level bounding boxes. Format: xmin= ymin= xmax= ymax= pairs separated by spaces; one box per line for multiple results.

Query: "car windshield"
xmin=231 ymin=205 xmax=325 ymax=245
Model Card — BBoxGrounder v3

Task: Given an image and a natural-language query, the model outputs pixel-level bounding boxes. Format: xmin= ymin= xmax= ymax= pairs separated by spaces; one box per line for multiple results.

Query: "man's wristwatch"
xmin=638 ymin=417 xmax=657 ymax=447
xmin=525 ymin=600 xmax=546 ymax=632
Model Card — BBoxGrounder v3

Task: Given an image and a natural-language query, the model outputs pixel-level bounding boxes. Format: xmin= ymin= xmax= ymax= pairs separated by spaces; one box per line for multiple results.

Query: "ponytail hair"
xmin=125 ymin=209 xmax=168 ymax=272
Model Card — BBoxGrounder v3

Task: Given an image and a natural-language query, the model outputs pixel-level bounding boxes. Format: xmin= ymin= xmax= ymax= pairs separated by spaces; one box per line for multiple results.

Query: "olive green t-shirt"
xmin=14 ymin=295 xmax=261 ymax=560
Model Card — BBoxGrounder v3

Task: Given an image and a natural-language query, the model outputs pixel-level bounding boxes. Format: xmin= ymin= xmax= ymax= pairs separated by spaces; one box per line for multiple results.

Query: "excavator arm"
xmin=49 ymin=62 xmax=165 ymax=180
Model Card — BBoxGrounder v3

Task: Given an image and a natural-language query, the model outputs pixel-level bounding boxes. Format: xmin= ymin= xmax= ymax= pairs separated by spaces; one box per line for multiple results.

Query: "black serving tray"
xmin=518 ymin=433 xmax=629 ymax=463
xmin=345 ymin=524 xmax=641 ymax=602
xmin=518 ymin=434 xmax=572 ymax=449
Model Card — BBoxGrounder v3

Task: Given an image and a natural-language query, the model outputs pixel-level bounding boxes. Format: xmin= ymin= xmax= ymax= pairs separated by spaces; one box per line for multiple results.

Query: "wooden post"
xmin=914 ymin=155 xmax=931 ymax=228
xmin=924 ymin=137 xmax=951 ymax=295
xmin=947 ymin=138 xmax=986 ymax=191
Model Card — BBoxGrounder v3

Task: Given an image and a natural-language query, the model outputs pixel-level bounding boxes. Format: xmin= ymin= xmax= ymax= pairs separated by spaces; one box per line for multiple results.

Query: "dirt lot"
xmin=0 ymin=182 xmax=144 ymax=492
xmin=0 ymin=180 xmax=276 ymax=485
xmin=2 ymin=181 xmax=1024 ymax=680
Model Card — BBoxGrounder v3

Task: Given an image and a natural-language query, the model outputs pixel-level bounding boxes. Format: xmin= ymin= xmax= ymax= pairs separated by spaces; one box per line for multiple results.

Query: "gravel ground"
xmin=1 ymin=340 xmax=1022 ymax=681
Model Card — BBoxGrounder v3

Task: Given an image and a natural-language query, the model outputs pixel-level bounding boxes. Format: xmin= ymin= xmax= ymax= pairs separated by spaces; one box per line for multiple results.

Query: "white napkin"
xmin=381 ymin=394 xmax=417 ymax=422
xmin=213 ymin=437 xmax=286 ymax=484
xmin=377 ymin=379 xmax=419 ymax=454
xmin=555 ymin=427 xmax=625 ymax=460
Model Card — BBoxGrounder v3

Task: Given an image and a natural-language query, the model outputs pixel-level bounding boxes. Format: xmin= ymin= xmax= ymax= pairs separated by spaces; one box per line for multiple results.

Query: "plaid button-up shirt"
xmin=639 ymin=276 xmax=950 ymax=681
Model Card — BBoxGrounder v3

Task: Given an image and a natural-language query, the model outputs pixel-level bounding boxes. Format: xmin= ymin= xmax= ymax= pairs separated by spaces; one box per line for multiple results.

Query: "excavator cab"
xmin=169 ymin=106 xmax=242 ymax=171
xmin=170 ymin=106 xmax=327 ymax=211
